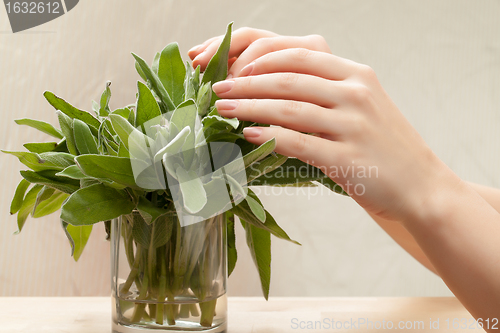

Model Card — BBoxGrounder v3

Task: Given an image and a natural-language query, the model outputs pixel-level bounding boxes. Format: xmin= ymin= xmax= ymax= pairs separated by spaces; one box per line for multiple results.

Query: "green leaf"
xmin=151 ymin=213 xmax=174 ymax=249
xmin=61 ymin=183 xmax=135 ymax=226
xmin=135 ymin=81 xmax=162 ymax=128
xmin=170 ymin=99 xmax=198 ymax=166
xmin=3 ymin=151 xmax=75 ymax=172
xmin=75 ymin=155 xmax=140 ymax=189
xmin=243 ymin=138 xmax=276 ymax=167
xmin=249 ymin=158 xmax=348 ymax=195
xmin=10 ymin=179 xmax=30 ymax=214
xmin=56 ymin=165 xmax=90 ymax=180
xmin=62 ymin=221 xmax=93 ymax=261
xmin=202 ymin=115 xmax=239 ymax=133
xmin=99 ymin=81 xmax=112 ymax=117
xmin=33 ymin=186 xmax=55 ymax=214
xmin=73 ymin=119 xmax=99 ymax=155
xmin=137 ymin=196 xmax=170 ymax=225
xmin=202 ymin=22 xmax=233 ymax=87
xmin=44 ymin=91 xmax=101 ymax=130
xmin=245 ymin=153 xmax=288 ymax=183
xmin=109 ymin=114 xmax=154 ymax=153
xmin=32 ymin=190 xmax=69 ymax=218
xmin=15 ymin=184 xmax=43 ymax=234
xmin=176 ymin=166 xmax=207 ymax=214
xmin=154 ymin=125 xmax=190 ymax=162
xmin=23 ymin=142 xmax=59 ymax=153
xmin=132 ymin=53 xmax=175 ymax=111
xmin=111 ymin=107 xmax=132 ymax=119
xmin=226 ymin=212 xmax=237 ymax=276
xmin=15 ymin=118 xmax=63 ymax=139
xmin=57 ymin=111 xmax=78 ymax=155
xmin=158 ymin=42 xmax=186 ymax=106
xmin=240 ymin=218 xmax=271 ymax=300
xmin=205 ymin=132 xmax=244 ymax=143
xmin=231 ymin=191 xmax=299 ymax=245
xmin=196 ymin=82 xmax=212 ymax=116
xmin=245 ymin=195 xmax=266 ymax=222
xmin=20 ymin=170 xmax=80 ymax=194
xmin=132 ymin=213 xmax=152 ymax=248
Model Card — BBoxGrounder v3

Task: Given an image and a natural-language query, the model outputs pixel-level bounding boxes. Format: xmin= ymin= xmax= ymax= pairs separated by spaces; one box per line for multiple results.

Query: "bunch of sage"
xmin=5 ymin=22 xmax=345 ymax=327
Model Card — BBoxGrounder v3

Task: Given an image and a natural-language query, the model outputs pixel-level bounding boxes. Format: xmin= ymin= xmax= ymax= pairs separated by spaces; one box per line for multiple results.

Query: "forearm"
xmin=403 ymin=176 xmax=500 ymax=323
xmin=370 ymin=181 xmax=500 ymax=276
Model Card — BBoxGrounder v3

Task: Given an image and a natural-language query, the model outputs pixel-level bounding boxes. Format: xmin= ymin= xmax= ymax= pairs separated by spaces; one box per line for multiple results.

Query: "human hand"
xmin=189 ymin=28 xmax=461 ymax=224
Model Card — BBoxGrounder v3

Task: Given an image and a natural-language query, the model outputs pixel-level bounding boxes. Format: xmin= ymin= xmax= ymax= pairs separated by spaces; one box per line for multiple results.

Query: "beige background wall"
xmin=1 ymin=0 xmax=499 ymax=297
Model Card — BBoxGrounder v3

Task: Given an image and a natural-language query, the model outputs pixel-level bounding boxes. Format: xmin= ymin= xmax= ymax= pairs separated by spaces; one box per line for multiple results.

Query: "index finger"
xmin=191 ymin=27 xmax=278 ymax=71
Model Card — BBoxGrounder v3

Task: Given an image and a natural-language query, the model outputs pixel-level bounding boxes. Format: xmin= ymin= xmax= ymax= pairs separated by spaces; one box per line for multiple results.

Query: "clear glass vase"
xmin=111 ymin=211 xmax=227 ymax=333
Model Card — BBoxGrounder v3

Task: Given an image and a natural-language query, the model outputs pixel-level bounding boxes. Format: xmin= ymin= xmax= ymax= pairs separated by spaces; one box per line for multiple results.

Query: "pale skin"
xmin=188 ymin=28 xmax=500 ymax=326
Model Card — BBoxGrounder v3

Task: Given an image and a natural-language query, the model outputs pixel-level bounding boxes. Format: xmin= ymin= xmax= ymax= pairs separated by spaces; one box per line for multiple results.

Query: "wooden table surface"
xmin=0 ymin=297 xmax=485 ymax=332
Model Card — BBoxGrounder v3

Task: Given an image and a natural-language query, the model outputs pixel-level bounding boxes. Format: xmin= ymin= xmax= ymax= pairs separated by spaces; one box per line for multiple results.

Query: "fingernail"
xmin=243 ymin=127 xmax=263 ymax=138
xmin=215 ymin=99 xmax=239 ymax=112
xmin=226 ymin=73 xmax=233 ymax=79
xmin=212 ymin=80 xmax=235 ymax=95
xmin=193 ymin=50 xmax=206 ymax=62
xmin=188 ymin=44 xmax=203 ymax=53
xmin=239 ymin=62 xmax=254 ymax=77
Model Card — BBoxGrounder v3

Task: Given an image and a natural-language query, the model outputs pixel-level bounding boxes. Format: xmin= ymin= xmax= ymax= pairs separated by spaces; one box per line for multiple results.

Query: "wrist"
xmin=399 ymin=154 xmax=464 ymax=231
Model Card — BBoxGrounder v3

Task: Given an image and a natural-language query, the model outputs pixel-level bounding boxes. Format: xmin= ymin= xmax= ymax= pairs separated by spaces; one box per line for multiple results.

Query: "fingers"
xmin=242 ymin=126 xmax=341 ymax=168
xmin=228 ymin=35 xmax=331 ymax=77
xmin=190 ymin=27 xmax=278 ymax=71
xmin=237 ymin=48 xmax=358 ymax=81
xmin=216 ymin=99 xmax=341 ymax=135
xmin=212 ymin=73 xmax=338 ymax=108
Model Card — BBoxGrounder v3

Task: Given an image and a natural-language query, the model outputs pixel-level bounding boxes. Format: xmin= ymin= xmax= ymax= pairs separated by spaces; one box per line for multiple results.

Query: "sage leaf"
xmin=154 ymin=125 xmax=190 ymax=163
xmin=132 ymin=53 xmax=175 ymax=111
xmin=56 ymin=165 xmax=90 ymax=180
xmin=15 ymin=184 xmax=43 ymax=234
xmin=15 ymin=118 xmax=63 ymax=139
xmin=20 ymin=170 xmax=80 ymax=194
xmin=202 ymin=22 xmax=233 ymax=106
xmin=44 ymin=91 xmax=101 ymax=130
xmin=23 ymin=142 xmax=58 ymax=153
xmin=57 ymin=111 xmax=78 ymax=155
xmin=245 ymin=195 xmax=266 ymax=223
xmin=75 ymin=155 xmax=140 ymax=189
xmin=176 ymin=166 xmax=207 ymax=214
xmin=243 ymin=138 xmax=276 ymax=167
xmin=32 ymin=191 xmax=68 ymax=218
xmin=3 ymin=151 xmax=75 ymax=172
xmin=196 ymin=82 xmax=212 ymax=116
xmin=245 ymin=153 xmax=288 ymax=183
xmin=61 ymin=183 xmax=135 ymax=226
xmin=99 ymin=81 xmax=112 ymax=117
xmin=231 ymin=191 xmax=299 ymax=245
xmin=132 ymin=213 xmax=152 ymax=248
xmin=10 ymin=179 xmax=30 ymax=214
xmin=226 ymin=212 xmax=237 ymax=276
xmin=33 ymin=186 xmax=55 ymax=214
xmin=158 ymin=42 xmax=186 ymax=106
xmin=62 ymin=221 xmax=93 ymax=261
xmin=135 ymin=81 xmax=162 ymax=129
xmin=109 ymin=114 xmax=154 ymax=155
xmin=249 ymin=158 xmax=348 ymax=195
xmin=151 ymin=213 xmax=174 ymax=249
xmin=137 ymin=196 xmax=170 ymax=225
xmin=240 ymin=218 xmax=271 ymax=300
xmin=73 ymin=119 xmax=99 ymax=155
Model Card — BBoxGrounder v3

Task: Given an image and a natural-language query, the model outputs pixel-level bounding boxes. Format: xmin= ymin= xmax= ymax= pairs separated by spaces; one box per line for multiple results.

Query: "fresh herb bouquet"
xmin=5 ymin=23 xmax=344 ymax=331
